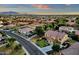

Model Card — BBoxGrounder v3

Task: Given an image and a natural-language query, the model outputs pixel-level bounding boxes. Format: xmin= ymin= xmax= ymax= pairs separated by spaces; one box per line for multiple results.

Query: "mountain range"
xmin=0 ymin=11 xmax=19 ymax=15
xmin=0 ymin=11 xmax=79 ymax=15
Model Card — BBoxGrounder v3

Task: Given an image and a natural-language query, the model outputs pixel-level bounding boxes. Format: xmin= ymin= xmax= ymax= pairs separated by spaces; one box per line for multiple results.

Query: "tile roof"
xmin=75 ymin=30 xmax=79 ymax=36
xmin=45 ymin=30 xmax=66 ymax=39
xmin=59 ymin=26 xmax=74 ymax=32
xmin=19 ymin=27 xmax=33 ymax=33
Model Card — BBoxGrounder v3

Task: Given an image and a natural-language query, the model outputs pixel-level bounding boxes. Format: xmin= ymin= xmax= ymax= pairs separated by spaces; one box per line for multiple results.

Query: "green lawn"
xmin=36 ymin=39 xmax=49 ymax=48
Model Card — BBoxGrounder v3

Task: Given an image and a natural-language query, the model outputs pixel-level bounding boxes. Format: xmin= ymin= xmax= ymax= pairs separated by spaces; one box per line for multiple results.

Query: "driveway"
xmin=61 ymin=42 xmax=79 ymax=55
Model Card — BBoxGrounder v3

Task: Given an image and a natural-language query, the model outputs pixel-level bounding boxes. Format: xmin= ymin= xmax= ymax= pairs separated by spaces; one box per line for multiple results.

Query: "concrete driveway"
xmin=62 ymin=42 xmax=79 ymax=55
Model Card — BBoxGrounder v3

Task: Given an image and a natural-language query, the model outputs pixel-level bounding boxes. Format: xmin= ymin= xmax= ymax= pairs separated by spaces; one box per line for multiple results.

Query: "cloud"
xmin=63 ymin=4 xmax=71 ymax=9
xmin=32 ymin=4 xmax=50 ymax=9
xmin=65 ymin=4 xmax=71 ymax=6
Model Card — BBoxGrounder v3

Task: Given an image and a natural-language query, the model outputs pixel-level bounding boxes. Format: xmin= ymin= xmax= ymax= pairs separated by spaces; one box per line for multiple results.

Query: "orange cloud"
xmin=32 ymin=4 xmax=50 ymax=9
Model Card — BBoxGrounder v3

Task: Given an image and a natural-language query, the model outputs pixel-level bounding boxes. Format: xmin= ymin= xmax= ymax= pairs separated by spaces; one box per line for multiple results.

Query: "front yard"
xmin=36 ymin=39 xmax=49 ymax=48
xmin=32 ymin=37 xmax=49 ymax=48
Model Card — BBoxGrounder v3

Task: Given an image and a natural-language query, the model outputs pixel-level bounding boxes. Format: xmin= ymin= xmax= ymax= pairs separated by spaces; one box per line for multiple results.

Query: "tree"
xmin=5 ymin=43 xmax=11 ymax=48
xmin=14 ymin=44 xmax=21 ymax=51
xmin=56 ymin=18 xmax=66 ymax=26
xmin=43 ymin=24 xmax=48 ymax=31
xmin=43 ymin=23 xmax=56 ymax=31
xmin=0 ymin=32 xmax=5 ymax=36
xmin=52 ymin=43 xmax=60 ymax=52
xmin=6 ymin=38 xmax=15 ymax=45
xmin=48 ymin=23 xmax=54 ymax=30
xmin=35 ymin=26 xmax=44 ymax=36
xmin=76 ymin=17 xmax=79 ymax=27
xmin=53 ymin=23 xmax=59 ymax=30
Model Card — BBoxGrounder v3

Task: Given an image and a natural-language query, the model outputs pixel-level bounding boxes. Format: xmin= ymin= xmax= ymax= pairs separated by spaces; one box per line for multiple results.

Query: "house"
xmin=66 ymin=18 xmax=76 ymax=26
xmin=0 ymin=21 xmax=3 ymax=27
xmin=18 ymin=22 xmax=29 ymax=25
xmin=59 ymin=26 xmax=75 ymax=33
xmin=0 ymin=34 xmax=2 ymax=41
xmin=0 ymin=21 xmax=3 ymax=24
xmin=45 ymin=30 xmax=69 ymax=44
xmin=45 ymin=19 xmax=56 ymax=24
xmin=75 ymin=30 xmax=79 ymax=39
xmin=5 ymin=24 xmax=16 ymax=28
xmin=75 ymin=30 xmax=79 ymax=36
xmin=18 ymin=27 xmax=34 ymax=35
xmin=0 ymin=33 xmax=4 ymax=44
xmin=61 ymin=42 xmax=79 ymax=55
xmin=0 ymin=25 xmax=3 ymax=27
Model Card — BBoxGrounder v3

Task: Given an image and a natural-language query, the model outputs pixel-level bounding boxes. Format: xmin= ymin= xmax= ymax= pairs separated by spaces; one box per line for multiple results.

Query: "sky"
xmin=0 ymin=4 xmax=79 ymax=14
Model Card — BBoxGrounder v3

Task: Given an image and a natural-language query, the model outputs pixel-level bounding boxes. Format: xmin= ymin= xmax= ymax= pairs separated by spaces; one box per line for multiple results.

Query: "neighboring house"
xmin=5 ymin=24 xmax=16 ymax=28
xmin=0 ymin=34 xmax=3 ymax=41
xmin=0 ymin=34 xmax=5 ymax=44
xmin=0 ymin=21 xmax=3 ymax=24
xmin=75 ymin=30 xmax=79 ymax=35
xmin=75 ymin=30 xmax=79 ymax=39
xmin=18 ymin=22 xmax=29 ymax=25
xmin=45 ymin=19 xmax=55 ymax=24
xmin=0 ymin=25 xmax=3 ymax=27
xmin=0 ymin=21 xmax=3 ymax=27
xmin=59 ymin=26 xmax=75 ymax=33
xmin=62 ymin=42 xmax=79 ymax=55
xmin=45 ymin=30 xmax=69 ymax=44
xmin=19 ymin=27 xmax=34 ymax=35
xmin=66 ymin=18 xmax=76 ymax=26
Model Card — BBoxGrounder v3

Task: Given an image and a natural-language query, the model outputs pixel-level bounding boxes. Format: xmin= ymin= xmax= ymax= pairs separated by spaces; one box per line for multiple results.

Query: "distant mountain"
xmin=0 ymin=11 xmax=19 ymax=15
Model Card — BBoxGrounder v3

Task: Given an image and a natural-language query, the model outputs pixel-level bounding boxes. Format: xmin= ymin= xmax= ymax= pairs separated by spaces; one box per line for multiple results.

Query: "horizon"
xmin=0 ymin=4 xmax=79 ymax=15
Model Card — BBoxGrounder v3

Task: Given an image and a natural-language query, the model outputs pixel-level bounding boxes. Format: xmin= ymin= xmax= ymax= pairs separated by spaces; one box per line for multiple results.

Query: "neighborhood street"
xmin=0 ymin=30 xmax=46 ymax=55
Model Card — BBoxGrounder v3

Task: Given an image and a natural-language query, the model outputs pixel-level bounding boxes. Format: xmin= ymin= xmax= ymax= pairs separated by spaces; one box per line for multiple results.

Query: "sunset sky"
xmin=0 ymin=4 xmax=79 ymax=14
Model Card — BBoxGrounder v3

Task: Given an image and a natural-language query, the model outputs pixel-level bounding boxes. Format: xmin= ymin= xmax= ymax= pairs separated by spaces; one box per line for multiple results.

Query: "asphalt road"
xmin=1 ymin=30 xmax=45 ymax=55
